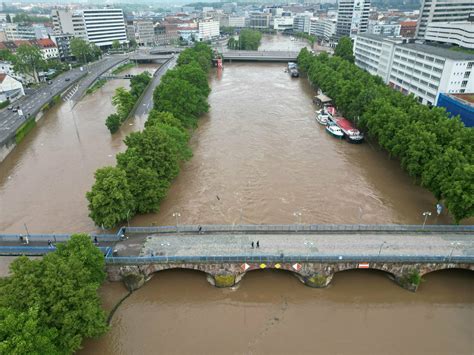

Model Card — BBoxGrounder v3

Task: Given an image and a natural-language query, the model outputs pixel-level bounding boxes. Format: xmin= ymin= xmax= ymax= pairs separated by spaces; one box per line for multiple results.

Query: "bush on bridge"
xmin=0 ymin=234 xmax=107 ymax=354
xmin=297 ymin=48 xmax=474 ymax=223
xmin=88 ymin=44 xmax=212 ymax=227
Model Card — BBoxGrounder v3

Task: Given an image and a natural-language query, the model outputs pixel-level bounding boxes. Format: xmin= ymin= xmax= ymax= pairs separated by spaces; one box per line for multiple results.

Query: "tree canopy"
xmin=334 ymin=36 xmax=355 ymax=63
xmin=88 ymin=43 xmax=212 ymax=228
xmin=298 ymin=47 xmax=474 ymax=223
xmin=227 ymin=29 xmax=262 ymax=50
xmin=0 ymin=234 xmax=108 ymax=354
xmin=13 ymin=44 xmax=45 ymax=83
xmin=70 ymin=38 xmax=101 ymax=63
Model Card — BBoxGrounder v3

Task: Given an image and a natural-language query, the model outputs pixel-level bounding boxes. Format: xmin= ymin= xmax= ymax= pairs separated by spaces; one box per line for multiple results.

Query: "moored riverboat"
xmin=332 ymin=117 xmax=364 ymax=143
xmin=315 ymin=109 xmax=330 ymax=125
xmin=325 ymin=121 xmax=344 ymax=138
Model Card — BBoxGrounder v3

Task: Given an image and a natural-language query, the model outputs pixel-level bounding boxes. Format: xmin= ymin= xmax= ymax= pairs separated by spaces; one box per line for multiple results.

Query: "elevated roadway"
xmin=222 ymin=50 xmax=299 ymax=62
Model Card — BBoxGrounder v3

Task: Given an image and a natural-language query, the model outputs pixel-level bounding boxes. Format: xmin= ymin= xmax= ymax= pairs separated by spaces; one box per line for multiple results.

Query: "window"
xmin=461 ymin=80 xmax=468 ymax=87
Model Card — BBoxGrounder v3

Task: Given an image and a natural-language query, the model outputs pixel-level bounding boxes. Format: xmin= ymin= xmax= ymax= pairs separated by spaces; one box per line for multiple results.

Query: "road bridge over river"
xmin=2 ymin=224 xmax=472 ymax=292
xmin=105 ymin=224 xmax=474 ymax=292
xmin=222 ymin=50 xmax=299 ymax=62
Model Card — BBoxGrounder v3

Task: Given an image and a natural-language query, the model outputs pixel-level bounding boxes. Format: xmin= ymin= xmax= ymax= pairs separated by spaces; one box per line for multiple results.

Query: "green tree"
xmin=162 ymin=62 xmax=210 ymax=96
xmin=0 ymin=49 xmax=14 ymax=62
xmin=153 ymin=77 xmax=209 ymax=127
xmin=0 ymin=235 xmax=108 ymax=354
xmin=334 ymin=36 xmax=355 ymax=63
xmin=105 ymin=113 xmax=122 ymax=134
xmin=70 ymin=38 xmax=93 ymax=63
xmin=13 ymin=44 xmax=45 ymax=83
xmin=238 ymin=29 xmax=262 ymax=50
xmin=86 ymin=167 xmax=134 ymax=228
xmin=129 ymin=39 xmax=137 ymax=48
xmin=112 ymin=87 xmax=135 ymax=119
xmin=112 ymin=40 xmax=121 ymax=50
xmin=129 ymin=71 xmax=151 ymax=99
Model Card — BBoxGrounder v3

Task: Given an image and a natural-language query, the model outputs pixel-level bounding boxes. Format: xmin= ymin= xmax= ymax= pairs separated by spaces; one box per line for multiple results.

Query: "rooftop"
xmin=452 ymin=93 xmax=474 ymax=106
xmin=399 ymin=43 xmax=474 ymax=60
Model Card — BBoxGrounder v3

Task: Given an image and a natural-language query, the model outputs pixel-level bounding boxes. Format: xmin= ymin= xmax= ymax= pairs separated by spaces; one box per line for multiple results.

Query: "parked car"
xmin=8 ymin=105 xmax=13 ymax=110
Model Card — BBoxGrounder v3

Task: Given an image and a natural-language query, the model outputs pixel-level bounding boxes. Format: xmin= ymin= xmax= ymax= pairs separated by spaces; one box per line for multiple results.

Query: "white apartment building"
xmin=424 ymin=21 xmax=474 ymax=49
xmin=293 ymin=14 xmax=312 ymax=34
xmin=198 ymin=19 xmax=219 ymax=40
xmin=309 ymin=18 xmax=336 ymax=40
xmin=353 ymin=34 xmax=402 ymax=83
xmin=353 ymin=34 xmax=474 ymax=105
xmin=368 ymin=21 xmax=401 ymax=36
xmin=248 ymin=12 xmax=271 ymax=29
xmin=416 ymin=0 xmax=474 ymax=39
xmin=336 ymin=0 xmax=370 ymax=38
xmin=273 ymin=16 xmax=294 ymax=31
xmin=51 ymin=8 xmax=127 ymax=48
xmin=0 ymin=74 xmax=24 ymax=102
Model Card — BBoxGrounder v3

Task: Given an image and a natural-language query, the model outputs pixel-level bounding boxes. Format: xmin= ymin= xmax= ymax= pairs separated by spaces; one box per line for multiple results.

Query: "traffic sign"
xmin=274 ymin=263 xmax=281 ymax=269
xmin=358 ymin=263 xmax=370 ymax=269
xmin=260 ymin=263 xmax=267 ymax=269
xmin=241 ymin=263 xmax=250 ymax=271
xmin=292 ymin=263 xmax=302 ymax=271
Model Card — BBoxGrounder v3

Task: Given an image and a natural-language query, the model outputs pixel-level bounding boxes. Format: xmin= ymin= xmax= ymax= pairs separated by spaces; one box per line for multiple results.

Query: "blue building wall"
xmin=437 ymin=93 xmax=474 ymax=127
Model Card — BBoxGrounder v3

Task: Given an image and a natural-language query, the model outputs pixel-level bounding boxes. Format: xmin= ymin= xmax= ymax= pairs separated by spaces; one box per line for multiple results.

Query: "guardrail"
xmin=0 ymin=232 xmax=122 ymax=243
xmin=104 ymin=254 xmax=474 ymax=265
xmin=0 ymin=246 xmax=112 ymax=256
xmin=122 ymin=224 xmax=474 ymax=234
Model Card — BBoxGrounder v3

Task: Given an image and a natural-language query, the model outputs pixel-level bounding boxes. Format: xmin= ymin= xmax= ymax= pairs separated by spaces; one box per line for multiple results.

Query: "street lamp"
xmin=293 ymin=211 xmax=302 ymax=232
xmin=172 ymin=212 xmax=181 ymax=231
xmin=422 ymin=211 xmax=432 ymax=229
xmin=378 ymin=241 xmax=387 ymax=257
xmin=448 ymin=242 xmax=462 ymax=262
xmin=126 ymin=209 xmax=131 ymax=230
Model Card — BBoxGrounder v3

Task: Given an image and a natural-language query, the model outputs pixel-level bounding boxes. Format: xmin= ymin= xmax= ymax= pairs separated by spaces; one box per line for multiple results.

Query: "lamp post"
xmin=172 ymin=212 xmax=181 ymax=231
xmin=126 ymin=209 xmax=131 ymax=229
xmin=378 ymin=241 xmax=387 ymax=257
xmin=293 ymin=211 xmax=302 ymax=232
xmin=448 ymin=242 xmax=461 ymax=262
xmin=422 ymin=211 xmax=432 ymax=229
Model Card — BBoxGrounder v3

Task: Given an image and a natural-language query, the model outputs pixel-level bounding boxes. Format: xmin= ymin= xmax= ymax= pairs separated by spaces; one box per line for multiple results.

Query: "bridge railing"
xmin=123 ymin=224 xmax=474 ymax=234
xmin=104 ymin=254 xmax=474 ymax=265
xmin=0 ymin=233 xmax=121 ymax=243
xmin=0 ymin=246 xmax=111 ymax=256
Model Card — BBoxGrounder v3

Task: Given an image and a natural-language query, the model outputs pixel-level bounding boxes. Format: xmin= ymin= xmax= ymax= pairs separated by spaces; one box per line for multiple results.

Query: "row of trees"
xmin=70 ymin=38 xmax=102 ymax=64
xmin=105 ymin=71 xmax=152 ymax=133
xmin=227 ymin=29 xmax=262 ymax=50
xmin=0 ymin=235 xmax=108 ymax=354
xmin=87 ymin=43 xmax=212 ymax=228
xmin=293 ymin=32 xmax=317 ymax=46
xmin=298 ymin=45 xmax=473 ymax=223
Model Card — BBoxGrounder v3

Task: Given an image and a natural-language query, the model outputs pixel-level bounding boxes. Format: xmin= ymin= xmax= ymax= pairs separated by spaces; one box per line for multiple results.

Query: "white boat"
xmin=325 ymin=121 xmax=344 ymax=138
xmin=315 ymin=110 xmax=329 ymax=125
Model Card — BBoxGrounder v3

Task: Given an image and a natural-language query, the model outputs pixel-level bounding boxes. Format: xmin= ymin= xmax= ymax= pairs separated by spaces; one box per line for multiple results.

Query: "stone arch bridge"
xmin=105 ymin=224 xmax=474 ymax=292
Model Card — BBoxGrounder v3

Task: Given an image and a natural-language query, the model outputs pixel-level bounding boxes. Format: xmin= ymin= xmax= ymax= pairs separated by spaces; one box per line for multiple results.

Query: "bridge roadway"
xmin=222 ymin=50 xmax=299 ymax=62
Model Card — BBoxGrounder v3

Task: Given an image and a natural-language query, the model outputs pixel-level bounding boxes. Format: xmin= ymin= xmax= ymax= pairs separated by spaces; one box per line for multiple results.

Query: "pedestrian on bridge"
xmin=256 ymin=241 xmax=260 ymax=248
xmin=251 ymin=242 xmax=254 ymax=249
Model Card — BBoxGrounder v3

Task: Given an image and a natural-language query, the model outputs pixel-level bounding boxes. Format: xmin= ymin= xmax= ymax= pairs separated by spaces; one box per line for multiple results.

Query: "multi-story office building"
xmin=198 ymin=19 xmax=220 ymax=40
xmin=134 ymin=20 xmax=155 ymax=46
xmin=424 ymin=21 xmax=474 ymax=49
xmin=82 ymin=9 xmax=127 ymax=47
xmin=51 ymin=8 xmax=127 ymax=48
xmin=227 ymin=16 xmax=246 ymax=28
xmin=353 ymin=34 xmax=402 ymax=83
xmin=353 ymin=33 xmax=474 ymax=105
xmin=50 ymin=34 xmax=75 ymax=61
xmin=4 ymin=23 xmax=50 ymax=41
xmin=416 ymin=0 xmax=474 ymax=39
xmin=51 ymin=9 xmax=87 ymax=39
xmin=367 ymin=21 xmax=401 ymax=36
xmin=273 ymin=16 xmax=294 ymax=31
xmin=249 ymin=12 xmax=271 ymax=29
xmin=336 ymin=0 xmax=370 ymax=38
xmin=309 ymin=18 xmax=336 ymax=41
xmin=293 ymin=14 xmax=311 ymax=34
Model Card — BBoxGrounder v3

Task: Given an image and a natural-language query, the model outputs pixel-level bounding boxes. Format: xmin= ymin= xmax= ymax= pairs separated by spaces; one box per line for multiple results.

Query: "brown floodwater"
xmin=0 ymin=64 xmax=158 ymax=234
xmin=1 ymin=36 xmax=472 ymax=354
xmin=80 ymin=269 xmax=473 ymax=355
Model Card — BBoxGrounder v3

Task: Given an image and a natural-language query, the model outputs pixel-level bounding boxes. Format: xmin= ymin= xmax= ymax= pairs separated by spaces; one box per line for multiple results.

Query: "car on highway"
xmin=8 ymin=105 xmax=13 ymax=110
xmin=65 ymin=78 xmax=70 ymax=82
xmin=12 ymin=106 xmax=19 ymax=112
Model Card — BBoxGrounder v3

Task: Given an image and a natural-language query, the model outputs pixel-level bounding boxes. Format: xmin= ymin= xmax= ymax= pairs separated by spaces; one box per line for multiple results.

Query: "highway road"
xmin=0 ymin=55 xmax=127 ymax=145
xmin=133 ymin=56 xmax=177 ymax=118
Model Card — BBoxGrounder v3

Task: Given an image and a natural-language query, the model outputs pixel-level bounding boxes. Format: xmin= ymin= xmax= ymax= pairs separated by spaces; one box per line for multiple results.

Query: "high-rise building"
xmin=309 ymin=18 xmax=337 ymax=41
xmin=51 ymin=8 xmax=127 ymax=48
xmin=134 ymin=20 xmax=155 ymax=46
xmin=198 ymin=19 xmax=220 ymax=40
xmin=249 ymin=12 xmax=271 ymax=29
xmin=416 ymin=0 xmax=474 ymax=39
xmin=424 ymin=21 xmax=474 ymax=49
xmin=335 ymin=0 xmax=370 ymax=39
xmin=293 ymin=14 xmax=312 ymax=34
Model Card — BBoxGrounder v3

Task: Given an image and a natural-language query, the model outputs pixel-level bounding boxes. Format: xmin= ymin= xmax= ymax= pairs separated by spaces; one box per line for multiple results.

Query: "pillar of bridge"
xmin=207 ymin=271 xmax=245 ymax=288
xmin=295 ymin=272 xmax=335 ymax=288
